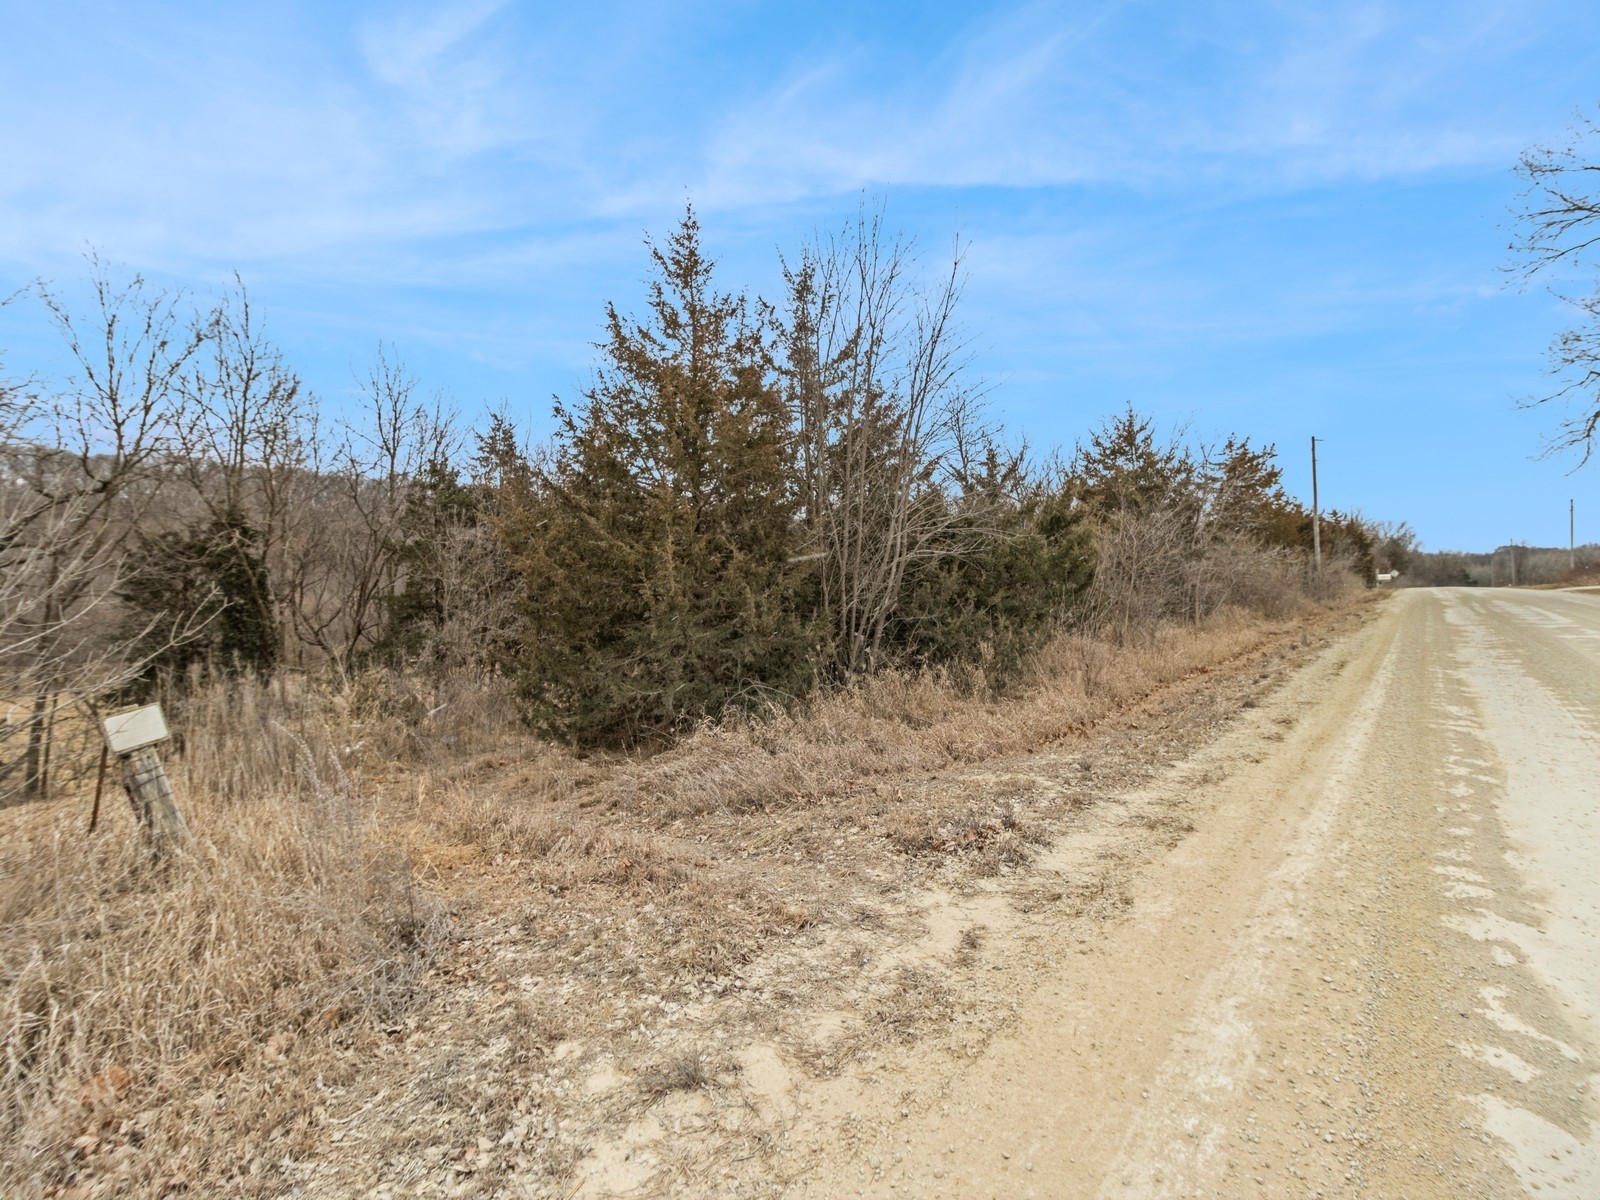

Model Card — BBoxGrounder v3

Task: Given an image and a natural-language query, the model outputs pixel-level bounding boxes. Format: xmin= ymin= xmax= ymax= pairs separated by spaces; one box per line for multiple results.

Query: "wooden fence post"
xmin=121 ymin=743 xmax=189 ymax=846
xmin=101 ymin=704 xmax=189 ymax=851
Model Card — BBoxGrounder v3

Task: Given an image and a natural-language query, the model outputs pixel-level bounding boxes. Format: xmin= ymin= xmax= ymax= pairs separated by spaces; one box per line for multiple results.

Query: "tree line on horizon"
xmin=1 ymin=209 xmax=1374 ymax=799
xmin=1378 ymin=533 xmax=1600 ymax=587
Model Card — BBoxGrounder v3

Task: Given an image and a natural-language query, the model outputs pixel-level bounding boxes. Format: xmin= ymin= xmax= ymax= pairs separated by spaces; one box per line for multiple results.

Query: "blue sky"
xmin=3 ymin=0 xmax=1598 ymax=551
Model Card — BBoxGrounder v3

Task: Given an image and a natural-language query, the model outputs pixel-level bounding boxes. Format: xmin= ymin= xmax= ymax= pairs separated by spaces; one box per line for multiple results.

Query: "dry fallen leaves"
xmin=77 ymin=1064 xmax=133 ymax=1109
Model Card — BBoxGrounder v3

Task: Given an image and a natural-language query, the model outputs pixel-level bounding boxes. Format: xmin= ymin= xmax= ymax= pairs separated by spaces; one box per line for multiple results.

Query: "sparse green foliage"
xmin=891 ymin=477 xmax=1092 ymax=685
xmin=1317 ymin=509 xmax=1377 ymax=582
xmin=375 ymin=454 xmax=479 ymax=665
xmin=1202 ymin=435 xmax=1294 ymax=542
xmin=1069 ymin=410 xmax=1368 ymax=638
xmin=1072 ymin=406 xmax=1199 ymax=518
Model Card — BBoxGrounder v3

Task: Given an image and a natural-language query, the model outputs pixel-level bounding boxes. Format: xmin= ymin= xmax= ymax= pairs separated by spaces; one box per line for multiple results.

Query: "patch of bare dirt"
xmin=280 ymin=605 xmax=1376 ymax=1199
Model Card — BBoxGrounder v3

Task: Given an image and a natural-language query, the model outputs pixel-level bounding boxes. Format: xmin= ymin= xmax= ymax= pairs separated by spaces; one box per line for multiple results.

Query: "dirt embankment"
xmin=5 ymin=600 xmax=1380 ymax=1199
xmin=298 ymin=604 xmax=1380 ymax=1200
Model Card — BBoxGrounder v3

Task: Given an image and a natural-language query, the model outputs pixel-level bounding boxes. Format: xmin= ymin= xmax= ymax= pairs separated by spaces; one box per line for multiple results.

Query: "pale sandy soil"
xmin=626 ymin=589 xmax=1600 ymax=1198
xmin=283 ymin=612 xmax=1365 ymax=1200
xmin=122 ymin=589 xmax=1597 ymax=1199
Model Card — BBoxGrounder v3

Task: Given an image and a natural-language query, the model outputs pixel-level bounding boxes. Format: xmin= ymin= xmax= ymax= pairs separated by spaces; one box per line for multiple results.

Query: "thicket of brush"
xmin=454 ymin=215 xmax=1372 ymax=745
xmin=1 ymin=208 xmax=1372 ymax=1194
xmin=1378 ymin=533 xmax=1600 ymax=587
xmin=4 ymin=208 xmax=1373 ymax=777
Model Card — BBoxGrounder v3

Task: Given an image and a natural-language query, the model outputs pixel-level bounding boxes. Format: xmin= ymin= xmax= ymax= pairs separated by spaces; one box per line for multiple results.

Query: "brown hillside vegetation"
xmin=3 ymin=214 xmax=1381 ymax=1198
xmin=0 ymin=594 xmax=1371 ymax=1199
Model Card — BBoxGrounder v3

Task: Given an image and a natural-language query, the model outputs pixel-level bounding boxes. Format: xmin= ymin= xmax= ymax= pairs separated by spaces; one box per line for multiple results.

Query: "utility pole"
xmin=1572 ymin=499 xmax=1577 ymax=572
xmin=1310 ymin=436 xmax=1322 ymax=572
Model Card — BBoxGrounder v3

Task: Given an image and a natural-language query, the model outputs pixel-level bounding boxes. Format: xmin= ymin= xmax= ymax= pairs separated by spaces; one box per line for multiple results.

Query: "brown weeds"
xmin=0 ymin=679 xmax=443 ymax=1197
xmin=0 ymin=600 xmax=1366 ymax=1197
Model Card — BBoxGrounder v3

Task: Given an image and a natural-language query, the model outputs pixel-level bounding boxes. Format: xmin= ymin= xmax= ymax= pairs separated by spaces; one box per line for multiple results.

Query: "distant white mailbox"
xmin=102 ymin=704 xmax=170 ymax=755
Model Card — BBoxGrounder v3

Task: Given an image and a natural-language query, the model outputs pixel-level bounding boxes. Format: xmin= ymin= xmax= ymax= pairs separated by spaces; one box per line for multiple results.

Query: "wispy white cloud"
xmin=359 ymin=0 xmax=509 ymax=87
xmin=1182 ymin=1 xmax=1536 ymax=179
xmin=669 ymin=4 xmax=1119 ymax=210
xmin=0 ymin=0 xmax=1570 ymax=285
xmin=356 ymin=0 xmax=530 ymax=160
xmin=0 ymin=4 xmax=566 ymax=282
xmin=658 ymin=0 xmax=1556 ymax=214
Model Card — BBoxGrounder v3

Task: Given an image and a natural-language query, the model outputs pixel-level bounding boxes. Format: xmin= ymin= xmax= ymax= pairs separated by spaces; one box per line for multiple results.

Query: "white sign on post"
xmin=102 ymin=704 xmax=170 ymax=755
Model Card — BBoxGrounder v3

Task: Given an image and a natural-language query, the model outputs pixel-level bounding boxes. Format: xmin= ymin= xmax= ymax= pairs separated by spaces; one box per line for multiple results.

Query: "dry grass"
xmin=0 ymin=595 xmax=1371 ymax=1197
xmin=397 ymin=606 xmax=1345 ymax=1006
xmin=1529 ymin=567 xmax=1600 ymax=590
xmin=0 ymin=679 xmax=443 ymax=1198
xmin=577 ymin=606 xmax=1294 ymax=827
xmin=881 ymin=800 xmax=1047 ymax=875
xmin=632 ymin=1050 xmax=713 ymax=1103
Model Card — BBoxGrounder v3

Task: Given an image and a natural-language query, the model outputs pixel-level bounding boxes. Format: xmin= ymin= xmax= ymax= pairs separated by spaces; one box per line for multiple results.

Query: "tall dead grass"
xmin=591 ymin=608 xmax=1284 ymax=823
xmin=0 ymin=677 xmax=442 ymax=1197
xmin=1084 ymin=507 xmax=1366 ymax=643
xmin=0 ymin=586 xmax=1365 ymax=1196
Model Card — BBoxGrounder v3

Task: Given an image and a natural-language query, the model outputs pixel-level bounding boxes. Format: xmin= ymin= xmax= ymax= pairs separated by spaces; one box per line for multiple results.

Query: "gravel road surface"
xmin=787 ymin=589 xmax=1600 ymax=1198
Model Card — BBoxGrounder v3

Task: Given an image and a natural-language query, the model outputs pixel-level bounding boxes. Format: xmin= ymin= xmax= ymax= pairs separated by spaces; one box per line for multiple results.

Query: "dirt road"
xmin=760 ymin=590 xmax=1599 ymax=1198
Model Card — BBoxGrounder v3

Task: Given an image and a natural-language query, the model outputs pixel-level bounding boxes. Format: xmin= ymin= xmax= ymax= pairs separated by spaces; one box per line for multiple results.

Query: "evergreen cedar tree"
xmin=890 ymin=465 xmax=1092 ymax=688
xmin=483 ymin=222 xmax=1367 ymax=748
xmin=1072 ymin=406 xmax=1374 ymax=581
xmin=375 ymin=457 xmax=475 ymax=664
xmin=497 ymin=212 xmax=818 ymax=747
xmin=118 ymin=506 xmax=278 ymax=686
xmin=487 ymin=213 xmax=1108 ymax=746
xmin=373 ymin=452 xmax=520 ymax=673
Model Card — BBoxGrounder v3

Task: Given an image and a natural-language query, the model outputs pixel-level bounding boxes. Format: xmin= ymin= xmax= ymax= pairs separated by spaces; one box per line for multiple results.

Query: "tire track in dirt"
xmin=755 ymin=589 xmax=1600 ymax=1199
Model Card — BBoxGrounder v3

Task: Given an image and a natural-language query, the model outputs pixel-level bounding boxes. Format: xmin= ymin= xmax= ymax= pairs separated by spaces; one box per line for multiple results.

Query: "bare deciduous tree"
xmin=177 ymin=276 xmax=318 ymax=671
xmin=783 ymin=208 xmax=1012 ymax=676
xmin=2 ymin=262 xmax=208 ymax=801
xmin=286 ymin=346 xmax=456 ymax=679
xmin=1512 ymin=108 xmax=1600 ymax=463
